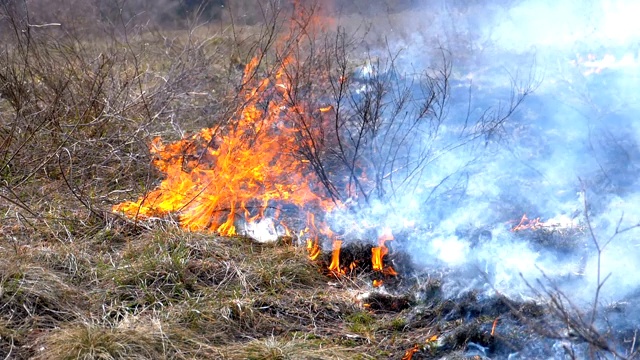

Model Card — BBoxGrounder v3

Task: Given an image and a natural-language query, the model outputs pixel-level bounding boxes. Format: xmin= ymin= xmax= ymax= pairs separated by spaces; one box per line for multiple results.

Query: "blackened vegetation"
xmin=319 ymin=242 xmax=376 ymax=274
xmin=352 ymin=265 xmax=557 ymax=359
xmin=364 ymin=292 xmax=413 ymax=313
xmin=314 ymin=235 xmax=412 ymax=282
xmin=521 ymin=227 xmax=586 ymax=254
xmin=321 ymin=221 xmax=637 ymax=358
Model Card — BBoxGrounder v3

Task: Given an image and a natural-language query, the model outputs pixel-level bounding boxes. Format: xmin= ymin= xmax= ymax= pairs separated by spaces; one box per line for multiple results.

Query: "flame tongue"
xmin=306 ymin=238 xmax=321 ymax=260
xmin=328 ymin=239 xmax=343 ymax=274
xmin=372 ymin=228 xmax=394 ymax=272
xmin=371 ymin=246 xmax=385 ymax=271
xmin=512 ymin=214 xmax=541 ymax=231
xmin=372 ymin=228 xmax=398 ymax=286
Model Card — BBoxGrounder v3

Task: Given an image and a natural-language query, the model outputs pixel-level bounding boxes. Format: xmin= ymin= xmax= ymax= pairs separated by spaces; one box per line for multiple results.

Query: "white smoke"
xmin=328 ymin=0 xmax=640 ymax=307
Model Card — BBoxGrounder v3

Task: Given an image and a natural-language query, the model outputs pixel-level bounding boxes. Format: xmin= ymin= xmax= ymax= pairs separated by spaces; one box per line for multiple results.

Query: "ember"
xmin=511 ymin=213 xmax=577 ymax=232
xmin=401 ymin=344 xmax=420 ymax=360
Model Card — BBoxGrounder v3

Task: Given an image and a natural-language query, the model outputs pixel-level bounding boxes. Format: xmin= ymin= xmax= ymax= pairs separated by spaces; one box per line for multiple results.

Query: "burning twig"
xmin=371 ymin=228 xmax=398 ymax=286
xmin=491 ymin=317 xmax=500 ymax=336
xmin=401 ymin=344 xmax=420 ymax=360
xmin=511 ymin=213 xmax=578 ymax=232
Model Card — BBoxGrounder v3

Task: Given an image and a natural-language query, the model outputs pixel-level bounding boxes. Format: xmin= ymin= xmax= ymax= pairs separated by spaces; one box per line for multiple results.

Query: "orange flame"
xmin=306 ymin=238 xmax=321 ymax=261
xmin=372 ymin=228 xmax=398 ymax=278
xmin=112 ymin=2 xmax=404 ymax=284
xmin=113 ymin=47 xmax=337 ymax=237
xmin=402 ymin=344 xmax=420 ymax=360
xmin=371 ymin=246 xmax=384 ymax=271
xmin=491 ymin=317 xmax=500 ymax=336
xmin=384 ymin=264 xmax=399 ymax=276
xmin=512 ymin=214 xmax=576 ymax=232
xmin=328 ymin=239 xmax=343 ymax=275
xmin=512 ymin=214 xmax=542 ymax=231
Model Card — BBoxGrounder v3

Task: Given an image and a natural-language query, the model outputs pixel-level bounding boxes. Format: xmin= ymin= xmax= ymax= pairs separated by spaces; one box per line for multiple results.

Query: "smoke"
xmin=492 ymin=0 xmax=640 ymax=49
xmin=324 ymin=0 xmax=640 ymax=310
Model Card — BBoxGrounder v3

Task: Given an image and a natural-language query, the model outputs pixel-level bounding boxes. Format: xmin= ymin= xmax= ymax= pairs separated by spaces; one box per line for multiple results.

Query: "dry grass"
xmin=4 ymin=222 xmax=415 ymax=359
xmin=0 ymin=214 xmax=422 ymax=359
xmin=215 ymin=334 xmax=372 ymax=360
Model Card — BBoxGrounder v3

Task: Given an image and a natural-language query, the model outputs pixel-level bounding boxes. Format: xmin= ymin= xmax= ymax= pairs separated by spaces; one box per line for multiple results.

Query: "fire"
xmin=306 ymin=238 xmax=321 ymax=260
xmin=491 ymin=317 xmax=500 ymax=336
xmin=372 ymin=228 xmax=398 ymax=276
xmin=113 ymin=48 xmax=336 ymax=236
xmin=403 ymin=335 xmax=438 ymax=358
xmin=325 ymin=238 xmax=360 ymax=276
xmin=371 ymin=246 xmax=384 ymax=271
xmin=511 ymin=213 xmax=577 ymax=232
xmin=112 ymin=2 xmax=402 ymax=283
xmin=328 ymin=240 xmax=343 ymax=274
xmin=402 ymin=344 xmax=420 ymax=360
xmin=511 ymin=214 xmax=542 ymax=231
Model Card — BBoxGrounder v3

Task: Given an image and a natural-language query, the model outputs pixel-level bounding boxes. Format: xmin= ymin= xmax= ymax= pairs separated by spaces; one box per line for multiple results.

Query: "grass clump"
xmin=346 ymin=311 xmax=377 ymax=336
xmin=33 ymin=314 xmax=215 ymax=360
xmin=34 ymin=322 xmax=162 ymax=360
xmin=216 ymin=334 xmax=373 ymax=360
xmin=0 ymin=257 xmax=87 ymax=324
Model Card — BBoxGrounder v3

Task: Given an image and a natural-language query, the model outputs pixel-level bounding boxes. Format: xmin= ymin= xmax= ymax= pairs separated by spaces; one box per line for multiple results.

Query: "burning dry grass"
xmin=1 ymin=8 xmax=407 ymax=353
xmin=3 ymin=1 xmax=628 ymax=359
xmin=0 ymin=207 xmax=591 ymax=359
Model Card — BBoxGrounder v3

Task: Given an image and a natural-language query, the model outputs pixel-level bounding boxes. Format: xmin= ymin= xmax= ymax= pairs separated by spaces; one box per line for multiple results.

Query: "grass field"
xmin=3 ymin=1 xmax=632 ymax=359
xmin=0 ymin=3 xmax=456 ymax=358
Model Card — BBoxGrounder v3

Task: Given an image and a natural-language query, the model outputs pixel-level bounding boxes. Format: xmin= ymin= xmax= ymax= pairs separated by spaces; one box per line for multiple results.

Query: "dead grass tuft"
xmin=33 ymin=314 xmax=216 ymax=360
xmin=0 ymin=257 xmax=87 ymax=325
xmin=34 ymin=322 xmax=161 ymax=360
xmin=215 ymin=334 xmax=374 ymax=360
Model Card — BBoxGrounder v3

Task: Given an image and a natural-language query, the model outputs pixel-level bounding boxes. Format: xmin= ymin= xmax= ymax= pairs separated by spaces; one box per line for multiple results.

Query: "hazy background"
xmin=317 ymin=0 xmax=640 ymax=308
